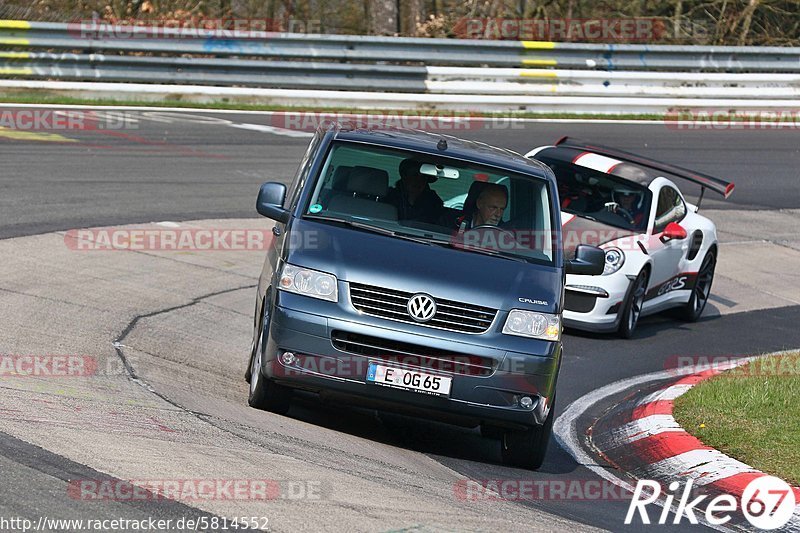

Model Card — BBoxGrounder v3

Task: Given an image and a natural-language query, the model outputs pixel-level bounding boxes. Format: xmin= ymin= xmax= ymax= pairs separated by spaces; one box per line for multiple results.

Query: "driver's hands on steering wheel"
xmin=468 ymin=224 xmax=515 ymax=235
xmin=604 ymin=201 xmax=636 ymax=225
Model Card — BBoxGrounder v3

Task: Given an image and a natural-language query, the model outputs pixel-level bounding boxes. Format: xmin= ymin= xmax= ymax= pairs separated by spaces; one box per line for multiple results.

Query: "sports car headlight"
xmin=502 ymin=310 xmax=561 ymax=341
xmin=603 ymin=247 xmax=625 ymax=275
xmin=278 ymin=263 xmax=338 ymax=302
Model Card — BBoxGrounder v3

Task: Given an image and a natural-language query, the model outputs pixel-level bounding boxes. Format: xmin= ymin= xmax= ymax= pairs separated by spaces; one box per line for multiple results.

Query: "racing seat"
xmin=332 ymin=165 xmax=354 ymax=192
xmin=320 ymin=165 xmax=354 ymax=204
xmin=327 ymin=166 xmax=398 ymax=220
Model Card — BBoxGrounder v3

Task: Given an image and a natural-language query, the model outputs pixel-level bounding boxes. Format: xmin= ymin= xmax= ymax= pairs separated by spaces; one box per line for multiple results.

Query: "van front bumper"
xmin=260 ymin=302 xmax=560 ymax=429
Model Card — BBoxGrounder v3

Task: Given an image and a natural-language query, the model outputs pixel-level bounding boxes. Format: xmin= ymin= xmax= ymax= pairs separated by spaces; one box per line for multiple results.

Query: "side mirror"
xmin=661 ymin=221 xmax=687 ymax=242
xmin=566 ymin=244 xmax=605 ymax=276
xmin=256 ymin=182 xmax=290 ymax=223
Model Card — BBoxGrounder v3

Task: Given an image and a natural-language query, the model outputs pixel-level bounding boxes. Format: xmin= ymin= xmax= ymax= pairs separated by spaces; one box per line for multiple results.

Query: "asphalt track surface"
xmin=1 ymin=107 xmax=799 ymax=532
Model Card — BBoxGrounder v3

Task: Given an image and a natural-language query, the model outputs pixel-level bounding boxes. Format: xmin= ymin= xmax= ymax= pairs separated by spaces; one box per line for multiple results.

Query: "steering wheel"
xmin=460 ymin=225 xmax=519 ymax=252
xmin=615 ymin=207 xmax=636 ymax=225
xmin=468 ymin=224 xmax=516 ymax=236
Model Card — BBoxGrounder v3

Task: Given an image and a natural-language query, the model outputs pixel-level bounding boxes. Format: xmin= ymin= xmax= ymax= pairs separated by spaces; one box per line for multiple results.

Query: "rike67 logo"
xmin=625 ymin=477 xmax=796 ymax=529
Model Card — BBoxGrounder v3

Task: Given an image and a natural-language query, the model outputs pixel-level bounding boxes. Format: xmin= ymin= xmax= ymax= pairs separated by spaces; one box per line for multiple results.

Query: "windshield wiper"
xmin=303 ymin=215 xmax=433 ymax=245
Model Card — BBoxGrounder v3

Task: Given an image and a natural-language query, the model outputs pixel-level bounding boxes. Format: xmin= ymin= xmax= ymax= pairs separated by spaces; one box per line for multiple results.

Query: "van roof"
xmin=327 ymin=124 xmax=554 ymax=183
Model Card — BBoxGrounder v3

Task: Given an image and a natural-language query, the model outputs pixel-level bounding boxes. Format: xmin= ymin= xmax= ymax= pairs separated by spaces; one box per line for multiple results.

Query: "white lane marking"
xmin=229 ymin=123 xmax=313 ymax=138
xmin=572 ymin=152 xmax=622 ymax=173
xmin=638 ymin=383 xmax=693 ymax=405
xmin=155 ymin=221 xmax=181 ymax=227
xmin=553 ymin=352 xmax=779 ymax=533
xmin=140 ymin=111 xmax=233 ymax=124
xmin=616 ymin=414 xmax=684 ymax=443
xmin=641 ymin=449 xmax=759 ymax=487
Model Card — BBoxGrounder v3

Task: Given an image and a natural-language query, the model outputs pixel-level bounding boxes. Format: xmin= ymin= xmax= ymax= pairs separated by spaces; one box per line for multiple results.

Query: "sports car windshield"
xmin=537 ymin=155 xmax=652 ymax=232
xmin=304 ymin=141 xmax=556 ymax=265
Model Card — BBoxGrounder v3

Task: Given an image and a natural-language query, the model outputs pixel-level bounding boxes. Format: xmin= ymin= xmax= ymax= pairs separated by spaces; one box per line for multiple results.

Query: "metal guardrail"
xmin=2 ymin=20 xmax=800 ymax=112
xmin=4 ymin=20 xmax=800 ymax=70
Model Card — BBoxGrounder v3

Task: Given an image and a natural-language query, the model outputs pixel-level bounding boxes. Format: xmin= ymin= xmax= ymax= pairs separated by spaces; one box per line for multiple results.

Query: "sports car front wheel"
xmin=618 ymin=270 xmax=648 ymax=339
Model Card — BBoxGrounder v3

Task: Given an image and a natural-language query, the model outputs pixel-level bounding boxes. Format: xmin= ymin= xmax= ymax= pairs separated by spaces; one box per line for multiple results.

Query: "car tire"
xmin=248 ymin=302 xmax=292 ymax=414
xmin=618 ymin=269 xmax=649 ymax=339
xmin=500 ymin=395 xmax=555 ymax=470
xmin=678 ymin=249 xmax=716 ymax=322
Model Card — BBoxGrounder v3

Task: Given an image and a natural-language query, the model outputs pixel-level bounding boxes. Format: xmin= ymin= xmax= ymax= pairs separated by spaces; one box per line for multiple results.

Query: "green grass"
xmin=0 ymin=93 xmax=667 ymax=120
xmin=673 ymin=351 xmax=800 ymax=485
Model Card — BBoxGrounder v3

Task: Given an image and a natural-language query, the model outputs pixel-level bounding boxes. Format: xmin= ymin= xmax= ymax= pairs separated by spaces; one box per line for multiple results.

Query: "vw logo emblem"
xmin=407 ymin=293 xmax=437 ymax=322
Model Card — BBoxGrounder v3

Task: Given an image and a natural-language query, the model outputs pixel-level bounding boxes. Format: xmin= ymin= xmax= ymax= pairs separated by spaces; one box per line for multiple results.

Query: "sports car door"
xmin=646 ymin=185 xmax=689 ymax=304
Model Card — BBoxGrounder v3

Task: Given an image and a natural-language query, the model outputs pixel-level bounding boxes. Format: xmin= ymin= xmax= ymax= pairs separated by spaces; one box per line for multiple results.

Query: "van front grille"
xmin=348 ymin=283 xmax=497 ymax=334
xmin=331 ymin=330 xmax=496 ymax=376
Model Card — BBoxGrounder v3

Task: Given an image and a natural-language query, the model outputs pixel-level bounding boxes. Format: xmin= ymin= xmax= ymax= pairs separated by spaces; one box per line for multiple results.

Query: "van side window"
xmin=653 ymin=186 xmax=686 ymax=232
xmin=285 ymin=130 xmax=323 ymax=209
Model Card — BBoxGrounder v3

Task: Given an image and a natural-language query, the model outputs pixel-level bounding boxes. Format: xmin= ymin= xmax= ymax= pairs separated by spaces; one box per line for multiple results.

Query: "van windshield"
xmin=304 ymin=141 xmax=555 ymax=265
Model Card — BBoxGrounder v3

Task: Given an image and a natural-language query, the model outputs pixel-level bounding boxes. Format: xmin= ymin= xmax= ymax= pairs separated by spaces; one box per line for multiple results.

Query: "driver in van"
xmin=386 ymin=158 xmax=444 ymax=224
xmin=455 ymin=183 xmax=509 ymax=231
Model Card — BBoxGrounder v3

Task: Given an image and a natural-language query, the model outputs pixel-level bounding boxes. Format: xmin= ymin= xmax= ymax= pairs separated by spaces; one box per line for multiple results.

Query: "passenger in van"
xmin=386 ymin=159 xmax=444 ymax=224
xmin=453 ymin=182 xmax=509 ymax=231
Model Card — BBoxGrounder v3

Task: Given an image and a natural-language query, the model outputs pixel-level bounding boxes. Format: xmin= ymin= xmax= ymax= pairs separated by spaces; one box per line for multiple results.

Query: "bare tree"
xmin=368 ymin=0 xmax=398 ymax=34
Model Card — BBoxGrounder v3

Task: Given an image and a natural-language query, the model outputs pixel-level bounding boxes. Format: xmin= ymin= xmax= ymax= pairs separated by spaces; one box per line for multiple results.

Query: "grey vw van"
xmin=246 ymin=124 xmax=603 ymax=469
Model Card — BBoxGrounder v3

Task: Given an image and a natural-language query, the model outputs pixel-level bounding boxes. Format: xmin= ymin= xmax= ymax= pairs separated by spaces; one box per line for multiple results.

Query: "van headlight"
xmin=502 ymin=310 xmax=561 ymax=341
xmin=604 ymin=247 xmax=625 ymax=275
xmin=278 ymin=263 xmax=338 ymax=302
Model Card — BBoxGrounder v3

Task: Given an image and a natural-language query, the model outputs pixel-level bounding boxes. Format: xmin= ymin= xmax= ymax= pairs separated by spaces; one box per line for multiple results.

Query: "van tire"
xmin=500 ymin=396 xmax=555 ymax=470
xmin=248 ymin=303 xmax=292 ymax=415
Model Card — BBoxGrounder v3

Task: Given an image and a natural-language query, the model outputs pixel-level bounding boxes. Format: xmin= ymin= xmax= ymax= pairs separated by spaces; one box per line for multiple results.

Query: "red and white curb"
xmin=614 ymin=366 xmax=800 ymax=503
xmin=554 ymin=353 xmax=800 ymax=531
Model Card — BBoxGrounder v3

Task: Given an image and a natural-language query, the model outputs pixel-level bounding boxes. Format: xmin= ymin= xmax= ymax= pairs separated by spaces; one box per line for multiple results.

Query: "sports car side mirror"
xmin=566 ymin=244 xmax=605 ymax=276
xmin=661 ymin=222 xmax=687 ymax=242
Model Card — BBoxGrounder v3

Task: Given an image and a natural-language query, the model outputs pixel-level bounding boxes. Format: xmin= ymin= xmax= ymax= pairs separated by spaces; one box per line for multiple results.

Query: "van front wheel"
xmin=248 ymin=307 xmax=292 ymax=415
xmin=500 ymin=397 xmax=555 ymax=470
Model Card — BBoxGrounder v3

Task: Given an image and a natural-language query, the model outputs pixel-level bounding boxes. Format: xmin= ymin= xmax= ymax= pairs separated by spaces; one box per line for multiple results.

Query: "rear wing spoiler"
xmin=555 ymin=137 xmax=735 ymax=199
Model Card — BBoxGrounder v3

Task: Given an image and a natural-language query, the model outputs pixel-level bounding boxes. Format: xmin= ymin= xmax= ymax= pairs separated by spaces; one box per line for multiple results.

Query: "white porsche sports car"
xmin=526 ymin=137 xmax=735 ymax=338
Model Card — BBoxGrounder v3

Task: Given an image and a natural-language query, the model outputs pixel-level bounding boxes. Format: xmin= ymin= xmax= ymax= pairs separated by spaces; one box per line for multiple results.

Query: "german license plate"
xmin=366 ymin=363 xmax=451 ymax=396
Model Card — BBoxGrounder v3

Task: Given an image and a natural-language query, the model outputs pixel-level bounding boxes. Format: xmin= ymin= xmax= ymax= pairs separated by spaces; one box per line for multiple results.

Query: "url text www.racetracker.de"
xmin=0 ymin=515 xmax=270 ymax=532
